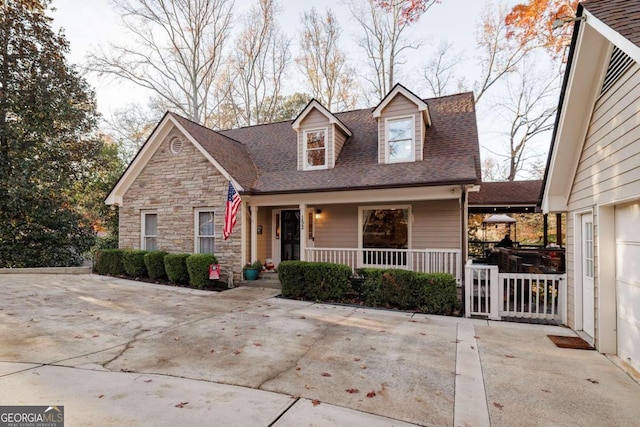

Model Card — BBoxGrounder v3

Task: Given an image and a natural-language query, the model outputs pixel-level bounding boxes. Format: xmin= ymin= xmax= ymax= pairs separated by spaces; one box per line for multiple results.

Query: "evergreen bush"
xmin=164 ymin=253 xmax=190 ymax=284
xmin=186 ymin=253 xmax=218 ymax=289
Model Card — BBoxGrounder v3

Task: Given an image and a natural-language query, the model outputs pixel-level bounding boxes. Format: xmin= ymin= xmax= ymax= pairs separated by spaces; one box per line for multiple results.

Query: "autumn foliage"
xmin=505 ymin=0 xmax=579 ymax=58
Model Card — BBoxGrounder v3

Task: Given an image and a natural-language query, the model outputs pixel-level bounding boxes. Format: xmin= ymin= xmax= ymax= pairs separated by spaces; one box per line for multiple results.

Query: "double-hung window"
xmin=142 ymin=212 xmax=157 ymax=251
xmin=196 ymin=210 xmax=215 ymax=254
xmin=304 ymin=128 xmax=327 ymax=170
xmin=386 ymin=117 xmax=414 ymax=162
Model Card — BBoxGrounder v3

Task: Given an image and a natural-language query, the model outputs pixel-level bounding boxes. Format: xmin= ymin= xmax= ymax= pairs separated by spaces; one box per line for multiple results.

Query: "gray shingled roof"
xmin=469 ymin=180 xmax=543 ymax=206
xmin=174 ymin=91 xmax=481 ymax=195
xmin=583 ymin=0 xmax=640 ymax=48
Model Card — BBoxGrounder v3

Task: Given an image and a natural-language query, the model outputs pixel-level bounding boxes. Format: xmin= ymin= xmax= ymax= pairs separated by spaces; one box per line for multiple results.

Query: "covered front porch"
xmin=241 ymin=186 xmax=469 ymax=284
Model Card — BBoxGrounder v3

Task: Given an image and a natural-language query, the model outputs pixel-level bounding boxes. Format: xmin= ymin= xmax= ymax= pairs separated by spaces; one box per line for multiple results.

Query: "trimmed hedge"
xmin=122 ymin=249 xmax=148 ymax=277
xmin=186 ymin=253 xmax=219 ymax=289
xmin=359 ymin=268 xmax=457 ymax=315
xmin=144 ymin=251 xmax=168 ymax=280
xmin=279 ymin=261 xmax=352 ymax=301
xmin=94 ymin=249 xmax=125 ymax=276
xmin=164 ymin=253 xmax=190 ymax=284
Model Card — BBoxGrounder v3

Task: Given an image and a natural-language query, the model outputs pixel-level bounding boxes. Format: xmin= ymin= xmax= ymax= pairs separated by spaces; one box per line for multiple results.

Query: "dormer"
xmin=372 ymin=84 xmax=431 ymax=164
xmin=292 ymin=99 xmax=352 ymax=171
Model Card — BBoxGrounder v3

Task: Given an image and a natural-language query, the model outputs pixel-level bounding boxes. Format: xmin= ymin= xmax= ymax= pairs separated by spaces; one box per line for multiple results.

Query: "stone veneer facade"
xmin=119 ymin=128 xmax=243 ymax=280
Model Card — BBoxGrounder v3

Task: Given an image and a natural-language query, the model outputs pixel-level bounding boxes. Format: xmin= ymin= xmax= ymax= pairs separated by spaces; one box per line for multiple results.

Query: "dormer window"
xmin=304 ymin=128 xmax=328 ymax=170
xmin=387 ymin=116 xmax=414 ymax=162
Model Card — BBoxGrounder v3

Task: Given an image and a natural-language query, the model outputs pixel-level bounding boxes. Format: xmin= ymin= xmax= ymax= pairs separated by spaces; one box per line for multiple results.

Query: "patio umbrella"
xmin=483 ymin=214 xmax=517 ymax=244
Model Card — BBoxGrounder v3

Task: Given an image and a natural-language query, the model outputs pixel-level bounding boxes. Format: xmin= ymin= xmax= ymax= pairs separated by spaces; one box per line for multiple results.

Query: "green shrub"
xmin=359 ymin=268 xmax=457 ymax=315
xmin=144 ymin=251 xmax=168 ymax=280
xmin=94 ymin=249 xmax=125 ymax=276
xmin=164 ymin=253 xmax=190 ymax=284
xmin=122 ymin=249 xmax=148 ymax=277
xmin=186 ymin=253 xmax=218 ymax=289
xmin=279 ymin=261 xmax=352 ymax=301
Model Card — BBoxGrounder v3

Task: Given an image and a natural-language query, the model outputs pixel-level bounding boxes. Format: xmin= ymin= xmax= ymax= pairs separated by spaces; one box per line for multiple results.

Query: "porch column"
xmin=299 ymin=203 xmax=306 ymax=261
xmin=556 ymin=213 xmax=563 ymax=247
xmin=250 ymin=205 xmax=258 ymax=263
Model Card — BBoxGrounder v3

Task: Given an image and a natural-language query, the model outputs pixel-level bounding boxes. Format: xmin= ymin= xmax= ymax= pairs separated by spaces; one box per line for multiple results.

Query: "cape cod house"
xmin=541 ymin=0 xmax=640 ymax=373
xmin=106 ymin=84 xmax=481 ymax=284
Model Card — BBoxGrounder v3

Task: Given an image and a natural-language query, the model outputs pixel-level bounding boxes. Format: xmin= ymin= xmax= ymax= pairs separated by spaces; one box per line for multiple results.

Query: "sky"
xmin=49 ymin=0 xmax=540 ymax=174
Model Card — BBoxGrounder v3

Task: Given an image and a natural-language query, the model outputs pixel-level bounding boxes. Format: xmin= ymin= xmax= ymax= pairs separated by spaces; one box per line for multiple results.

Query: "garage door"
xmin=615 ymin=202 xmax=640 ymax=372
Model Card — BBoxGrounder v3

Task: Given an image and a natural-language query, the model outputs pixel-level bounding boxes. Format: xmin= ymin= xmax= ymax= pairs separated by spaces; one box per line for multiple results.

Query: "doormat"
xmin=547 ymin=335 xmax=594 ymax=350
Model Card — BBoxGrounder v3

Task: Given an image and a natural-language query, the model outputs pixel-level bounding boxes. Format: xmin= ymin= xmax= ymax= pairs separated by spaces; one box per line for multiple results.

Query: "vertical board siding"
xmin=566 ymin=62 xmax=640 ymax=335
xmin=378 ymin=94 xmax=421 ymax=163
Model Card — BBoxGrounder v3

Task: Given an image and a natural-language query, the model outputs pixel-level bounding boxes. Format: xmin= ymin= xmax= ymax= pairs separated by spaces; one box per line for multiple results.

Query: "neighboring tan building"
xmin=541 ymin=0 xmax=640 ymax=373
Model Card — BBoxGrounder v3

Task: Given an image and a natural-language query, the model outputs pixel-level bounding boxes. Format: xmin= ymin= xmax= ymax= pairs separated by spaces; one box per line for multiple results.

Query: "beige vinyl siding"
xmin=298 ymin=109 xmax=333 ymax=171
xmin=377 ymin=94 xmax=423 ymax=163
xmin=313 ymin=200 xmax=460 ymax=250
xmin=412 ymin=200 xmax=460 ymax=249
xmin=257 ymin=207 xmax=272 ymax=261
xmin=314 ymin=204 xmax=359 ymax=248
xmin=333 ymin=126 xmax=348 ymax=166
xmin=565 ymin=62 xmax=640 ymax=336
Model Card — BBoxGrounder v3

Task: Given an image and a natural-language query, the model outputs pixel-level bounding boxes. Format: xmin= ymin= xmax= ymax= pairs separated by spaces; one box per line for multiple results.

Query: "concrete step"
xmin=239 ymin=273 xmax=281 ymax=290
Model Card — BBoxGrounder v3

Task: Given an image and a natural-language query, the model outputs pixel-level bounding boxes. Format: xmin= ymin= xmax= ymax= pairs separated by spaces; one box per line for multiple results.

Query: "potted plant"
xmin=243 ymin=260 xmax=262 ymax=281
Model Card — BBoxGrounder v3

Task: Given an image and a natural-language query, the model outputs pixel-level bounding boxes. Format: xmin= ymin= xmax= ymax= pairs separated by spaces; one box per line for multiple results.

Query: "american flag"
xmin=223 ymin=181 xmax=242 ymax=240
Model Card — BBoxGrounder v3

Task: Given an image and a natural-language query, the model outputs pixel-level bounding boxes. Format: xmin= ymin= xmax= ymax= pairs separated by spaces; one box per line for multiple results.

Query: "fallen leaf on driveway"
xmin=541 ymin=389 xmax=550 ymax=393
xmin=144 ymin=379 xmax=153 ymax=383
xmin=299 ymin=316 xmax=306 ymax=319
xmin=92 ymin=334 xmax=99 ymax=338
xmin=210 ymin=349 xmax=216 ymax=353
xmin=311 ymin=399 xmax=321 ymax=406
xmin=587 ymin=378 xmax=599 ymax=384
xmin=366 ymin=391 xmax=376 ymax=398
xmin=233 ymin=350 xmax=241 ymax=355
xmin=249 ymin=326 xmax=256 ymax=330
xmin=353 ymin=357 xmax=361 ymax=362
xmin=74 ymin=335 xmax=82 ymax=339
xmin=174 ymin=337 xmax=181 ymax=341
xmin=505 ymin=355 xmax=515 ymax=358
xmin=420 ymin=333 xmax=426 ymax=336
xmin=321 ymin=372 xmax=331 ymax=377
xmin=295 ymin=367 xmax=301 ymax=371
xmin=253 ymin=343 xmax=262 ymax=347
xmin=175 ymin=402 xmax=188 ymax=408
xmin=345 ymin=388 xmax=359 ymax=394
xmin=409 ymin=320 xmax=417 ymax=323
xmin=493 ymin=402 xmax=504 ymax=410
xmin=360 ymin=365 xmax=367 ymax=369
xmin=98 ymin=395 xmax=104 ymax=398
xmin=305 ymin=384 xmax=311 ymax=389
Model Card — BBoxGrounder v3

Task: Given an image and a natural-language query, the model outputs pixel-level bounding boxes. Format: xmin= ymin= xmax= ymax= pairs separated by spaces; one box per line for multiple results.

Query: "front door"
xmin=281 ymin=210 xmax=300 ymax=261
xmin=581 ymin=213 xmax=595 ymax=338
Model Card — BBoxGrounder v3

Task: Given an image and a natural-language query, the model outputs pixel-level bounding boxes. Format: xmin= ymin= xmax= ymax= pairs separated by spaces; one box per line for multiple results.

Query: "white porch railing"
xmin=464 ymin=261 xmax=566 ymax=322
xmin=305 ymin=248 xmax=462 ymax=284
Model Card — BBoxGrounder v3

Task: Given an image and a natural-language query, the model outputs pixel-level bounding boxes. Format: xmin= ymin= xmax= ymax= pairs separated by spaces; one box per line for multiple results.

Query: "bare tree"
xmin=347 ymin=0 xmax=429 ymax=99
xmin=474 ymin=1 xmax=529 ymax=104
xmin=296 ymin=7 xmax=358 ymax=111
xmin=102 ymin=103 xmax=160 ymax=163
xmin=87 ymin=0 xmax=234 ymax=126
xmin=422 ymin=40 xmax=467 ymax=97
xmin=224 ymin=0 xmax=291 ymax=127
xmin=488 ymin=65 xmax=559 ymax=181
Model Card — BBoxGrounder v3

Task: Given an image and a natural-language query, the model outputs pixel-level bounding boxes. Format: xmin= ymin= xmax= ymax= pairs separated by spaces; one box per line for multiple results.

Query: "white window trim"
xmin=303 ymin=127 xmax=328 ymax=171
xmin=194 ymin=208 xmax=216 ymax=254
xmin=358 ymin=205 xmax=412 ymax=250
xmin=141 ymin=210 xmax=157 ymax=250
xmin=385 ymin=115 xmax=415 ymax=163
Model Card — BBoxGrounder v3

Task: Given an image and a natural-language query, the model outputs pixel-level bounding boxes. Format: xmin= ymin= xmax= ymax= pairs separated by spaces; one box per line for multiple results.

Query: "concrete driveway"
xmin=0 ymin=273 xmax=639 ymax=426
